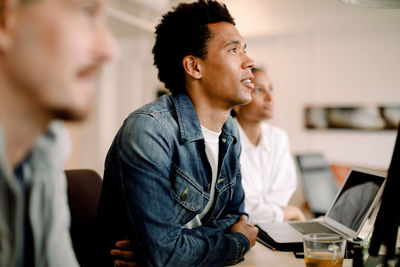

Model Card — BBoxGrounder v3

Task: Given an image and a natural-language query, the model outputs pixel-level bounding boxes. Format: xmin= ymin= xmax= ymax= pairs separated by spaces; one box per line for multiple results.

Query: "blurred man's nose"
xmin=94 ymin=26 xmax=117 ymax=63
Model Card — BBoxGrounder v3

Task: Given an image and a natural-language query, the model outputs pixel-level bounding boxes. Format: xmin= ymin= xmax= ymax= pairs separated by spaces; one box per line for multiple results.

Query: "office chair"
xmin=295 ymin=153 xmax=339 ymax=217
xmin=330 ymin=164 xmax=351 ymax=186
xmin=65 ymin=169 xmax=103 ymax=267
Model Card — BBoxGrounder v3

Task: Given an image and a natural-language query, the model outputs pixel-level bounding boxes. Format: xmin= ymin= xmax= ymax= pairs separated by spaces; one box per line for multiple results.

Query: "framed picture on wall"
xmin=305 ymin=105 xmax=400 ymax=131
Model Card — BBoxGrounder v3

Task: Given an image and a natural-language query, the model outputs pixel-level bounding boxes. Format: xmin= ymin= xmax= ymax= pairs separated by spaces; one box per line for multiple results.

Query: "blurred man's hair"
xmin=1 ymin=0 xmax=34 ymax=26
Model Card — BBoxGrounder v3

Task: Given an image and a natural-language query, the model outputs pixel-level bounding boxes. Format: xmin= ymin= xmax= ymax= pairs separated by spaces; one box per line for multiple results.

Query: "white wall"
xmin=246 ymin=30 xmax=400 ymax=169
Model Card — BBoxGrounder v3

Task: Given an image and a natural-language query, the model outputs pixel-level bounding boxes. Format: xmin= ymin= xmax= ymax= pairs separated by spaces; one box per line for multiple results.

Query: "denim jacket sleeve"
xmin=115 ymin=112 xmax=249 ymax=267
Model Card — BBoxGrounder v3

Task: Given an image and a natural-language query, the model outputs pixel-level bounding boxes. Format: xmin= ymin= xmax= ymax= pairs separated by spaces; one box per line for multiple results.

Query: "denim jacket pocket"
xmin=207 ymin=175 xmax=237 ymax=221
xmin=170 ymin=164 xmax=204 ymax=225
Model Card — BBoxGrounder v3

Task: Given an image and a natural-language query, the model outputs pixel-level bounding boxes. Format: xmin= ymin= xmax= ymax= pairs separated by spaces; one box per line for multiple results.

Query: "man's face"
xmin=198 ymin=22 xmax=255 ymax=110
xmin=237 ymin=70 xmax=275 ymax=122
xmin=3 ymin=0 xmax=115 ymax=120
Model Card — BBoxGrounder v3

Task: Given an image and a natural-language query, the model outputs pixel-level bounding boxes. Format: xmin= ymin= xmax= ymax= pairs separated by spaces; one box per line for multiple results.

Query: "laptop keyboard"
xmin=289 ymin=222 xmax=337 ymax=235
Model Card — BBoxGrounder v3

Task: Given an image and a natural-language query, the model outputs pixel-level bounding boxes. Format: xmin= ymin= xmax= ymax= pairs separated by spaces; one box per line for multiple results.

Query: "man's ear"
xmin=182 ymin=55 xmax=202 ymax=80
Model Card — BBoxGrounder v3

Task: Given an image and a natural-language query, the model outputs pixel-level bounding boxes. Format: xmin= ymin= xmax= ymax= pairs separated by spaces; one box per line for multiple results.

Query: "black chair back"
xmin=65 ymin=169 xmax=102 ymax=267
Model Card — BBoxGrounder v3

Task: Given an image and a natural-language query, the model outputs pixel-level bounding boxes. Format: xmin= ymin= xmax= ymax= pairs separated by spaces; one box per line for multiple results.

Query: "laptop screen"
xmin=325 ymin=168 xmax=386 ymax=234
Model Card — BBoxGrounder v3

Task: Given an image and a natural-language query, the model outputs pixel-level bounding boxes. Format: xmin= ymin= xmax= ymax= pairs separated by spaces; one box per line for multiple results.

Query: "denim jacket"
xmin=97 ymin=92 xmax=250 ymax=267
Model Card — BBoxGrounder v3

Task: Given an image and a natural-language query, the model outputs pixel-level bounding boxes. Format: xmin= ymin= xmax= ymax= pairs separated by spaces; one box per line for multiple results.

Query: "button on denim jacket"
xmin=97 ymin=92 xmax=250 ymax=267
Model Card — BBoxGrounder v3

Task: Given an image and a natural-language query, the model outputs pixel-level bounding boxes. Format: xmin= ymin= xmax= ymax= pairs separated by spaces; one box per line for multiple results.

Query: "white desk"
xmin=237 ymin=242 xmax=353 ymax=267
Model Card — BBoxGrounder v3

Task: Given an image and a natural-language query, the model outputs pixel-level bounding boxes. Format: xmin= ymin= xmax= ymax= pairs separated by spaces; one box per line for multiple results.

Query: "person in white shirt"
xmin=233 ymin=67 xmax=305 ymax=224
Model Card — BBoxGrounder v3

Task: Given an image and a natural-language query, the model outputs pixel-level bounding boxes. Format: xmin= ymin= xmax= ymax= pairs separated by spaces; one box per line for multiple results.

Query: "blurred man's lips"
xmin=77 ymin=65 xmax=98 ymax=80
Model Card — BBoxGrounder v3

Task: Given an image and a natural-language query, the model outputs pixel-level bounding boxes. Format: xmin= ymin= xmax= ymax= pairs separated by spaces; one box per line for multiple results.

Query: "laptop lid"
xmin=323 ymin=166 xmax=386 ymax=239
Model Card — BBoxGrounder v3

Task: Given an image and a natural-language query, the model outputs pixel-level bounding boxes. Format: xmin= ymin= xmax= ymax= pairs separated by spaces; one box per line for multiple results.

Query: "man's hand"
xmin=110 ymin=240 xmax=136 ymax=267
xmin=231 ymin=215 xmax=259 ymax=248
xmin=282 ymin=205 xmax=306 ymax=221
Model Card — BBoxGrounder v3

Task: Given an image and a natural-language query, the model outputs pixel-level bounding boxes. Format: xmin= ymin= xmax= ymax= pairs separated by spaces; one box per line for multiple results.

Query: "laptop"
xmin=256 ymin=166 xmax=386 ymax=251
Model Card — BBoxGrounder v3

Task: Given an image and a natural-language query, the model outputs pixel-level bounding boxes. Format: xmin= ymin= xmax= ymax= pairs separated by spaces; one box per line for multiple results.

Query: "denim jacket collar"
xmin=172 ymin=92 xmax=237 ymax=144
xmin=172 ymin=92 xmax=203 ymax=144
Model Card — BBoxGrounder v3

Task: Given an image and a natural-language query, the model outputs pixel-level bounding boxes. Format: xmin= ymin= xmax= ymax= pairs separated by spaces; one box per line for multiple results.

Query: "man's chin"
xmin=239 ymin=95 xmax=252 ymax=106
xmin=229 ymin=95 xmax=251 ymax=108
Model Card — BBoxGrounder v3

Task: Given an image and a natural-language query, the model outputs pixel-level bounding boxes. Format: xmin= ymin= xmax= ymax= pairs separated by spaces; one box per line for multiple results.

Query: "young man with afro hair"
xmin=97 ymin=1 xmax=258 ymax=266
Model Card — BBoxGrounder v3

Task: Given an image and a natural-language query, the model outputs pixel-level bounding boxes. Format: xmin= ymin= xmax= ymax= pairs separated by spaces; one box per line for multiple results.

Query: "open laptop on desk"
xmin=256 ymin=166 xmax=386 ymax=252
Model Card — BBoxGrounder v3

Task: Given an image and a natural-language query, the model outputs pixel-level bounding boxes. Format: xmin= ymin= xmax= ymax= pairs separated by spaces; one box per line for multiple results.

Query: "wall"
xmin=246 ymin=30 xmax=400 ymax=170
xmin=65 ymin=20 xmax=160 ymax=174
xmin=64 ymin=5 xmax=400 ymax=177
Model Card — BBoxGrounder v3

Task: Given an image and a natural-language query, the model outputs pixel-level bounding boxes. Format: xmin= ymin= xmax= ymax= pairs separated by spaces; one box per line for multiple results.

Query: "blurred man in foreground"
xmin=0 ymin=0 xmax=114 ymax=265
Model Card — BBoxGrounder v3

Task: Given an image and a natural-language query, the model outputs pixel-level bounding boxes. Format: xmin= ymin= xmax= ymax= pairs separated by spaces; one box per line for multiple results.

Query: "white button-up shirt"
xmin=235 ymin=119 xmax=297 ymax=224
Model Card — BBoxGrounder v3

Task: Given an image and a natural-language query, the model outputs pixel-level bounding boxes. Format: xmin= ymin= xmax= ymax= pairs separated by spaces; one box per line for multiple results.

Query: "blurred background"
xmin=65 ymin=0 xmax=400 ymax=181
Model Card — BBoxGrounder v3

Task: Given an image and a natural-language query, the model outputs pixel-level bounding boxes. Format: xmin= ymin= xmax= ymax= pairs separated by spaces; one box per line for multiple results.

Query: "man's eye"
xmin=229 ymin=47 xmax=237 ymax=53
xmin=253 ymin=88 xmax=262 ymax=93
xmin=82 ymin=7 xmax=94 ymax=16
xmin=81 ymin=3 xmax=97 ymax=16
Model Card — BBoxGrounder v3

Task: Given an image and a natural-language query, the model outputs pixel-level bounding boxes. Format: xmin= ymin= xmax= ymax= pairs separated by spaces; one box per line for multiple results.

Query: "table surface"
xmin=237 ymin=241 xmax=353 ymax=267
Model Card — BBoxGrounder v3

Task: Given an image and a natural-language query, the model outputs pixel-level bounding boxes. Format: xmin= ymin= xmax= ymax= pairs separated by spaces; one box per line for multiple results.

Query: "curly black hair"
xmin=152 ymin=0 xmax=235 ymax=94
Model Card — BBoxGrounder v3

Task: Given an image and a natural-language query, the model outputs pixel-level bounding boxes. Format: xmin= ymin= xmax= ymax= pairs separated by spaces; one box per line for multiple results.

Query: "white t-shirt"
xmin=235 ymin=119 xmax=297 ymax=224
xmin=183 ymin=125 xmax=220 ymax=229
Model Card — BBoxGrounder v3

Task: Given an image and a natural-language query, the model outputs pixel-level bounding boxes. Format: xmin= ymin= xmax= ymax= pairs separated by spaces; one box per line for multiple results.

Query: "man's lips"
xmin=241 ymin=78 xmax=254 ymax=89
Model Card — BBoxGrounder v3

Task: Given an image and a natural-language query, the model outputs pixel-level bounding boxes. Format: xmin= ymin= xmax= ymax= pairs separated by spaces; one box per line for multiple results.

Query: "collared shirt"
xmin=97 ymin=92 xmax=249 ymax=267
xmin=0 ymin=121 xmax=79 ymax=267
xmin=14 ymin=161 xmax=34 ymax=267
xmin=234 ymin=119 xmax=297 ymax=224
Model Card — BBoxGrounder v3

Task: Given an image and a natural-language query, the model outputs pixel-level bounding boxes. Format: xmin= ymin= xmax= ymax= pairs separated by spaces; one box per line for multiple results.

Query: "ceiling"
xmin=114 ymin=0 xmax=400 ymax=38
xmin=222 ymin=0 xmax=400 ymax=38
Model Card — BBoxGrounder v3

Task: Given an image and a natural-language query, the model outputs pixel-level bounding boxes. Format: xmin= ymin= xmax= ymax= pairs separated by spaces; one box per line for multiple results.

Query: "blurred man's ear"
xmin=0 ymin=0 xmax=14 ymax=51
xmin=0 ymin=0 xmax=6 ymax=28
xmin=0 ymin=0 xmax=11 ymax=27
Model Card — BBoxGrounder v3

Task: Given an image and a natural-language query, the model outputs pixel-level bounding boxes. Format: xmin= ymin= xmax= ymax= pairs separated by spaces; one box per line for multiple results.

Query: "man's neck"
xmin=237 ymin=117 xmax=262 ymax=146
xmin=195 ymin=103 xmax=229 ymax=132
xmin=187 ymin=89 xmax=230 ymax=133
xmin=0 ymin=76 xmax=50 ymax=169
